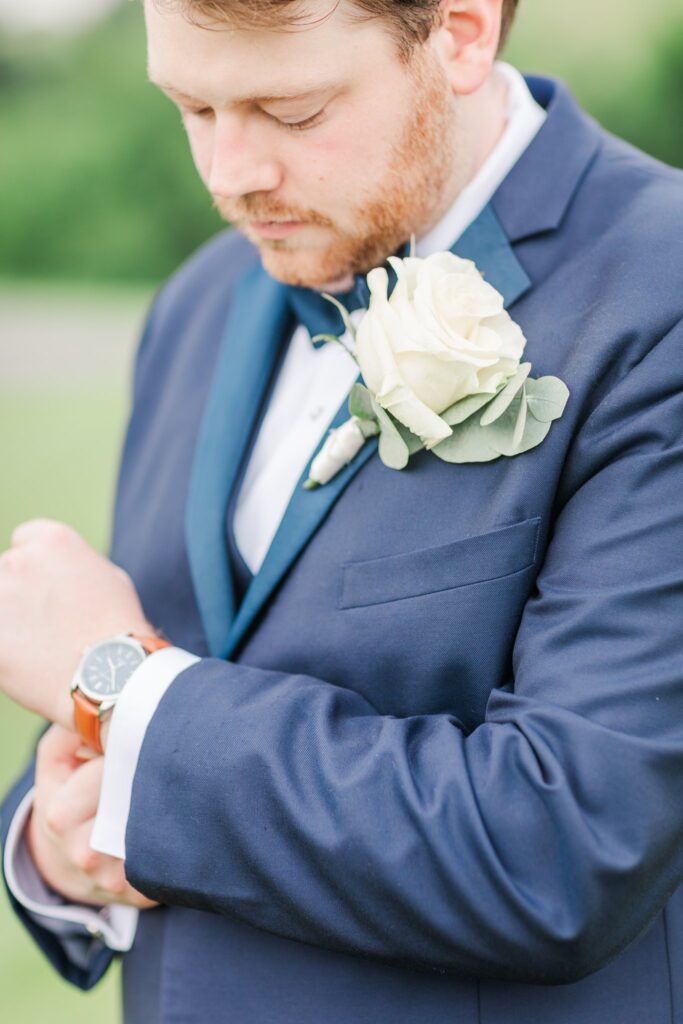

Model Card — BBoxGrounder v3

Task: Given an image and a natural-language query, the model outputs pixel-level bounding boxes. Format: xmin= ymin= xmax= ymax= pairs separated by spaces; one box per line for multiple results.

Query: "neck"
xmin=415 ymin=66 xmax=509 ymax=241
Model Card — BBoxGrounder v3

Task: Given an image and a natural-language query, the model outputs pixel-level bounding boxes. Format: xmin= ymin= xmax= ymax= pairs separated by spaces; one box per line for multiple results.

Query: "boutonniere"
xmin=304 ymin=245 xmax=569 ymax=489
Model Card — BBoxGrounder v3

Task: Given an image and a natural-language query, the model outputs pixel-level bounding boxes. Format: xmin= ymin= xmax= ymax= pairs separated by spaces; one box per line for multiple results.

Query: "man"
xmin=2 ymin=0 xmax=683 ymax=1021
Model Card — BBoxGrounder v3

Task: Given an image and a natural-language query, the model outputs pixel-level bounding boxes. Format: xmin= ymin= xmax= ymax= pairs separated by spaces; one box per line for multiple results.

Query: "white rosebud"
xmin=355 ymin=253 xmax=526 ymax=449
xmin=306 ymin=417 xmax=368 ymax=488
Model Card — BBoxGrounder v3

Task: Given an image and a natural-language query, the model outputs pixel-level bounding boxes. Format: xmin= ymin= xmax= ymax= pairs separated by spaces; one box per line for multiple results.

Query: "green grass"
xmin=0 ymin=386 xmax=128 ymax=1023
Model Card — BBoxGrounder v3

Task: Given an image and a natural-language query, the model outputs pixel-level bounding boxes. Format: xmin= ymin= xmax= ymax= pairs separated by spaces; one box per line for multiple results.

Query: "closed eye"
xmin=276 ymin=109 xmax=326 ymax=132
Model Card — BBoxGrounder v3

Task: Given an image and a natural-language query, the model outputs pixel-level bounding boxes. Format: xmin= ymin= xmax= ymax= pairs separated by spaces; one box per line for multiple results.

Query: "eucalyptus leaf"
xmin=440 ymin=388 xmax=503 ymax=427
xmin=370 ymin=399 xmax=410 ymax=469
xmin=479 ymin=363 xmax=532 ymax=426
xmin=525 ymin=376 xmax=570 ymax=423
xmin=394 ymin=420 xmax=426 ymax=456
xmin=358 ymin=418 xmax=380 ymax=440
xmin=431 ymin=415 xmax=502 ymax=463
xmin=486 ymin=397 xmax=551 ymax=457
xmin=432 ymin=389 xmax=555 ymax=464
xmin=348 ymin=383 xmax=376 ymax=421
xmin=512 ymin=386 xmax=528 ymax=447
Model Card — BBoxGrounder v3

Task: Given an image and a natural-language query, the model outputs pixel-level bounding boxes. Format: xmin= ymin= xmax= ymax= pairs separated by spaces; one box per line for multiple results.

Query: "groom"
xmin=2 ymin=1 xmax=683 ymax=1022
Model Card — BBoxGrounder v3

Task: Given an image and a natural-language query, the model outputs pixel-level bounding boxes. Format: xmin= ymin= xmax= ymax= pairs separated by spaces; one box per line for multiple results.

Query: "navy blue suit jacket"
xmin=4 ymin=77 xmax=683 ymax=1024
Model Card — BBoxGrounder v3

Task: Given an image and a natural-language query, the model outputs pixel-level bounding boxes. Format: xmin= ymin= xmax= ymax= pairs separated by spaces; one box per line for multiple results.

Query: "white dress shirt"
xmin=4 ymin=61 xmax=545 ymax=955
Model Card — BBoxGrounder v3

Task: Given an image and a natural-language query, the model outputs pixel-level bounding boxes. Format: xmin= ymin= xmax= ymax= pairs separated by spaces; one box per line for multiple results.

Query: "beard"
xmin=212 ymin=48 xmax=464 ymax=291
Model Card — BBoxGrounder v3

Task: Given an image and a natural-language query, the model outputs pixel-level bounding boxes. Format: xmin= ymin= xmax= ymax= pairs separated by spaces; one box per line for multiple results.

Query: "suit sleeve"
xmin=123 ymin=320 xmax=683 ymax=985
xmin=1 ymin=759 xmax=116 ymax=990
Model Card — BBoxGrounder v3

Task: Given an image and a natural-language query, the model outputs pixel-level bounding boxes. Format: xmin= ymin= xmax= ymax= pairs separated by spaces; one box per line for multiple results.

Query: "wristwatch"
xmin=70 ymin=631 xmax=171 ymax=754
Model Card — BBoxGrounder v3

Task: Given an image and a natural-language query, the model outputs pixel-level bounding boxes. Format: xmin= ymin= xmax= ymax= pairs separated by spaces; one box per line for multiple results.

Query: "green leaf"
xmin=525 ymin=376 xmax=570 ymax=423
xmin=370 ymin=398 xmax=410 ymax=470
xmin=431 ymin=416 xmax=501 ymax=463
xmin=479 ymin=363 xmax=532 ymax=426
xmin=358 ymin=418 xmax=380 ymax=440
xmin=512 ymin=386 xmax=528 ymax=447
xmin=348 ymin=383 xmax=376 ymax=421
xmin=440 ymin=388 xmax=502 ymax=427
xmin=394 ymin=420 xmax=426 ymax=456
xmin=431 ymin=388 xmax=555 ymax=465
xmin=486 ymin=396 xmax=551 ymax=457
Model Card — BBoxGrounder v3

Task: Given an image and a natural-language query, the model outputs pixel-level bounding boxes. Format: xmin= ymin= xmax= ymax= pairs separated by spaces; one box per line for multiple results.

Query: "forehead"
xmin=144 ymin=0 xmax=396 ymax=100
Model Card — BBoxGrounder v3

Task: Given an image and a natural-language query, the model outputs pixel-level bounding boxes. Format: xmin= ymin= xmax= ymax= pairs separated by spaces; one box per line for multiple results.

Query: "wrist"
xmin=69 ymin=626 xmax=170 ymax=752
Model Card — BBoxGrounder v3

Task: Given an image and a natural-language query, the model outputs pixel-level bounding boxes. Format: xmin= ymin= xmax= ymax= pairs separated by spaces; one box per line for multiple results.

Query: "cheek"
xmin=302 ymin=109 xmax=392 ymax=195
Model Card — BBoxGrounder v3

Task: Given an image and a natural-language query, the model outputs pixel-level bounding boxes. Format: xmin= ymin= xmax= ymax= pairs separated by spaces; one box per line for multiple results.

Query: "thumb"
xmin=36 ymin=724 xmax=91 ymax=786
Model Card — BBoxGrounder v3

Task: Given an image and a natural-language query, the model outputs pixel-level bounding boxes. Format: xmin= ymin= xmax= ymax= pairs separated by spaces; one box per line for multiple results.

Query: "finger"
xmin=44 ymin=755 xmax=104 ymax=836
xmin=67 ymin=820 xmax=132 ymax=901
xmin=10 ymin=518 xmax=72 ymax=548
xmin=36 ymin=724 xmax=96 ymax=787
xmin=11 ymin=518 xmax=56 ymax=547
xmin=37 ymin=723 xmax=87 ymax=765
xmin=64 ymin=818 xmax=107 ymax=877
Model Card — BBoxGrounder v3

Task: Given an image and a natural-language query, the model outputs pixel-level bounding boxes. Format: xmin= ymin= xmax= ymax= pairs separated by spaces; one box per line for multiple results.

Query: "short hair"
xmin=154 ymin=1 xmax=520 ymax=63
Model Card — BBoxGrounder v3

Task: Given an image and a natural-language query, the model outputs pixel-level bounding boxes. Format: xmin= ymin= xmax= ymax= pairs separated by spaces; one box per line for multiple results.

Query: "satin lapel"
xmin=222 ymin=402 xmax=377 ymax=659
xmin=222 ymin=202 xmax=530 ymax=659
xmin=453 ymin=203 xmax=531 ymax=306
xmin=186 ymin=263 xmax=290 ymax=657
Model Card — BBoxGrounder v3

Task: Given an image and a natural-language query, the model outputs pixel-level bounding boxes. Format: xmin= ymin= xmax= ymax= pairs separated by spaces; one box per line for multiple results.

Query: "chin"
xmin=257 ymin=244 xmax=357 ymax=292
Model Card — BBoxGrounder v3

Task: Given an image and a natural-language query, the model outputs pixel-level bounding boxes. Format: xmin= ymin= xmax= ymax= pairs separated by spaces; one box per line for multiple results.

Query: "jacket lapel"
xmin=185 ymin=262 xmax=291 ymax=657
xmin=222 ymin=202 xmax=531 ymax=658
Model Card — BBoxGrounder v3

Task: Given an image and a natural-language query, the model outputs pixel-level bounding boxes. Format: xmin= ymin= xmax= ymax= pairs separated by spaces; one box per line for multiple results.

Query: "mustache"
xmin=211 ymin=195 xmax=332 ymax=227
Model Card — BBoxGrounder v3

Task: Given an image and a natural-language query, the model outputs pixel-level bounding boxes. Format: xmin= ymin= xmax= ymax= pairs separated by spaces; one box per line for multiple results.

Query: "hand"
xmin=27 ymin=725 xmax=158 ymax=909
xmin=0 ymin=518 xmax=154 ymax=729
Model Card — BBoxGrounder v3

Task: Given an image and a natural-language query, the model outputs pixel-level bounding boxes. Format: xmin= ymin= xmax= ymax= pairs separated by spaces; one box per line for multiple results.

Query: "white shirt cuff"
xmin=4 ymin=789 xmax=138 ymax=953
xmin=90 ymin=646 xmax=200 ymax=860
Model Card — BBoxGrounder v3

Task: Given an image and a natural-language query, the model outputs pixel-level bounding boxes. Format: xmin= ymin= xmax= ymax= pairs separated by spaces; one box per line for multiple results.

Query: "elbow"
xmin=528 ymin=938 xmax=616 ymax=986
xmin=513 ymin=914 xmax=629 ymax=986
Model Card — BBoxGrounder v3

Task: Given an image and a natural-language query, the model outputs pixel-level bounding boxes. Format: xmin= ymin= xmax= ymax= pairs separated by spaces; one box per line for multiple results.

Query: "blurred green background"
xmin=1 ymin=0 xmax=682 ymax=1020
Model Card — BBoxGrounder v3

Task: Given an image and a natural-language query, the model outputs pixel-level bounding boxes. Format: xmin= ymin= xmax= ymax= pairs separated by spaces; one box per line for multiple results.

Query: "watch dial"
xmin=81 ymin=641 xmax=145 ymax=699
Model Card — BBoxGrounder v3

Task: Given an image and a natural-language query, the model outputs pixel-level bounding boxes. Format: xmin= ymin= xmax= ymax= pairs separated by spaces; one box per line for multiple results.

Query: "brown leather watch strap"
xmin=72 ymin=632 xmax=172 ymax=754
xmin=72 ymin=688 xmax=105 ymax=755
xmin=132 ymin=632 xmax=172 ymax=655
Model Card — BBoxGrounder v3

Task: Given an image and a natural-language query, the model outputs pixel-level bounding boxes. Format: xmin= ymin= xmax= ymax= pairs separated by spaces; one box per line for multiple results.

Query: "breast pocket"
xmin=338 ymin=517 xmax=542 ymax=610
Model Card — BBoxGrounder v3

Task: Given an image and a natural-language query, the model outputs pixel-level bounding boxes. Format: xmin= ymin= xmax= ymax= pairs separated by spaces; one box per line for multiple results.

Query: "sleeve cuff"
xmin=3 ymin=788 xmax=138 ymax=953
xmin=90 ymin=646 xmax=200 ymax=859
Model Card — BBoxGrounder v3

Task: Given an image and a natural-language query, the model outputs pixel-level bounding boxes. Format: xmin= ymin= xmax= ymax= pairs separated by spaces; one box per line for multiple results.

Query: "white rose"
xmin=354 ymin=252 xmax=527 ymax=448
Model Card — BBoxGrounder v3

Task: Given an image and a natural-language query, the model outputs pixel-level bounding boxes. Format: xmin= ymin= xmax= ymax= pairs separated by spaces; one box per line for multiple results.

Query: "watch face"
xmin=80 ymin=640 xmax=145 ymax=700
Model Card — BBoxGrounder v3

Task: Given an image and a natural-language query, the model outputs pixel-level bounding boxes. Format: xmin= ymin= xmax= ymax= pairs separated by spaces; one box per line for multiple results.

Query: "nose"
xmin=208 ymin=111 xmax=283 ymax=198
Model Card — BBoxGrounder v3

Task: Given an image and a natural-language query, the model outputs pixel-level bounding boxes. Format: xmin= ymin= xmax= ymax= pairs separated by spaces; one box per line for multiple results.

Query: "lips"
xmin=249 ymin=221 xmax=306 ymax=239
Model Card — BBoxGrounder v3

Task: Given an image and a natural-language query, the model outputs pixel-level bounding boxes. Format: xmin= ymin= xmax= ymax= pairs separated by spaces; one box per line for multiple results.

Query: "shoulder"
xmin=589 ymin=127 xmax=683 ymax=234
xmin=559 ymin=121 xmax=683 ymax=338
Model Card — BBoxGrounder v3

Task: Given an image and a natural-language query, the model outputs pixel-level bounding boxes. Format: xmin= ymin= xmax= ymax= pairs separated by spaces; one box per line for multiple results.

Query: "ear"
xmin=429 ymin=0 xmax=504 ymax=95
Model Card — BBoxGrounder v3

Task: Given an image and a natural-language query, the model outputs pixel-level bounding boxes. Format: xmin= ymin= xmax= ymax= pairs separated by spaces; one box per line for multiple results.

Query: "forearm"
xmin=121 ymin=656 xmax=683 ymax=984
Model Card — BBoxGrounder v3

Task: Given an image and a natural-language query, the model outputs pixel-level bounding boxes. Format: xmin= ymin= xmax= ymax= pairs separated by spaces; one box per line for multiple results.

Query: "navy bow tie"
xmin=286 ymin=240 xmax=411 ymax=347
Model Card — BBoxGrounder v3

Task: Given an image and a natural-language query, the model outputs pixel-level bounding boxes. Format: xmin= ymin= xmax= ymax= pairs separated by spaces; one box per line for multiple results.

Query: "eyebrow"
xmin=151 ymin=79 xmax=336 ymax=106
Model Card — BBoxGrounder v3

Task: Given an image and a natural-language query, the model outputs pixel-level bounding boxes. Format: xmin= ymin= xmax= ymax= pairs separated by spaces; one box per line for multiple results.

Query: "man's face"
xmin=145 ymin=0 xmax=463 ymax=291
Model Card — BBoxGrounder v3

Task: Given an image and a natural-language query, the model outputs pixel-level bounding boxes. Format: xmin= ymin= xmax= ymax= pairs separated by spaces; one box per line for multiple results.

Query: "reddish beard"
xmin=213 ymin=50 xmax=459 ymax=290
